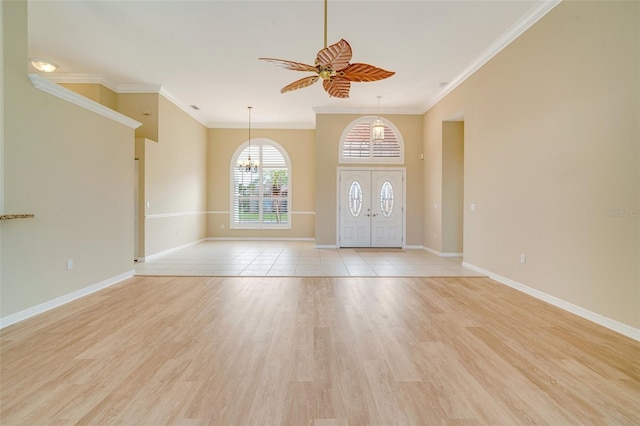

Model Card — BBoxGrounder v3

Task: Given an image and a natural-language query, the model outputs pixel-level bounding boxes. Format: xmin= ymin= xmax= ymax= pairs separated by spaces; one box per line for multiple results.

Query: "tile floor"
xmin=134 ymin=240 xmax=481 ymax=277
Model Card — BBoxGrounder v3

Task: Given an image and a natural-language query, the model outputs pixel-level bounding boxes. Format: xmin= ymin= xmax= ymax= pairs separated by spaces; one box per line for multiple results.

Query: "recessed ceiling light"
xmin=29 ymin=58 xmax=58 ymax=73
xmin=190 ymin=105 xmax=200 ymax=110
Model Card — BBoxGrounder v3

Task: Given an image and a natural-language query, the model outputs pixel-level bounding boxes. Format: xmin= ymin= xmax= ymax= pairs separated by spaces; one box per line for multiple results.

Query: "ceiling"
xmin=27 ymin=0 xmax=558 ymax=129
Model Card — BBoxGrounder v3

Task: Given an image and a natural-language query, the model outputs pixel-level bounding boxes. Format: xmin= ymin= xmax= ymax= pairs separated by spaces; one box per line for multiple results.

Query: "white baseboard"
xmin=462 ymin=262 xmax=640 ymax=342
xmin=0 ymin=270 xmax=134 ymax=329
xmin=423 ymin=246 xmax=440 ymax=256
xmin=315 ymin=244 xmax=338 ymax=249
xmin=441 ymin=252 xmax=463 ymax=257
xmin=403 ymin=245 xmax=424 ymax=250
xmin=144 ymin=239 xmax=206 ymax=261
xmin=422 ymin=246 xmax=462 ymax=257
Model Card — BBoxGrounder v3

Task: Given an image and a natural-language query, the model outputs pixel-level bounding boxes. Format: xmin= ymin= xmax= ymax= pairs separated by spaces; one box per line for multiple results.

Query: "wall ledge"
xmin=28 ymin=74 xmax=142 ymax=129
xmin=462 ymin=261 xmax=640 ymax=342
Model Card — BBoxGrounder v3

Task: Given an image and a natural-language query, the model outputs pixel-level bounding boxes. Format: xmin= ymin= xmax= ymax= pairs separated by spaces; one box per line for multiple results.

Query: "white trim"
xmin=422 ymin=0 xmax=561 ymax=113
xmin=315 ymin=244 xmax=338 ymax=249
xmin=207 ymin=237 xmax=314 ymax=242
xmin=159 ymin=88 xmax=207 ymax=127
xmin=404 ymin=245 xmax=424 ymax=250
xmin=145 ymin=211 xmax=207 ymax=219
xmin=423 ymin=246 xmax=441 ymax=256
xmin=0 ymin=270 xmax=134 ymax=329
xmin=462 ymin=262 xmax=640 ymax=342
xmin=422 ymin=246 xmax=463 ymax=257
xmin=117 ymin=83 xmax=162 ymax=93
xmin=229 ymin=138 xmax=292 ymax=230
xmin=336 ymin=167 xmax=406 ymax=248
xmin=28 ymin=75 xmax=142 ymax=129
xmin=206 ymin=210 xmax=314 ymax=215
xmin=45 ymin=73 xmax=118 ymax=92
xmin=35 ymin=75 xmax=207 ymax=127
xmin=144 ymin=239 xmax=206 ymax=261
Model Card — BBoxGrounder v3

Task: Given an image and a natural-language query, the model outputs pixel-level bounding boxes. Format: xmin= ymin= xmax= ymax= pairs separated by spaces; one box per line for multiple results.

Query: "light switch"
xmin=470 ymin=203 xmax=476 ymax=211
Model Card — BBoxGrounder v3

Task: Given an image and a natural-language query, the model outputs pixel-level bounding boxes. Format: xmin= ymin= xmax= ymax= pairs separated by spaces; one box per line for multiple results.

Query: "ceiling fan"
xmin=259 ymin=0 xmax=395 ymax=98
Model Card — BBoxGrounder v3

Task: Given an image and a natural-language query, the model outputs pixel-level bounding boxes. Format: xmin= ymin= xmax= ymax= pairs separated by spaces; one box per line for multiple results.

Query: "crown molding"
xmin=158 ymin=87 xmax=208 ymax=127
xmin=43 ymin=73 xmax=118 ymax=92
xmin=313 ymin=106 xmax=423 ymax=115
xmin=29 ymin=74 xmax=142 ymax=129
xmin=422 ymin=0 xmax=562 ymax=114
xmin=208 ymin=121 xmax=316 ymax=130
xmin=117 ymin=83 xmax=162 ymax=93
xmin=33 ymin=74 xmax=207 ymax=127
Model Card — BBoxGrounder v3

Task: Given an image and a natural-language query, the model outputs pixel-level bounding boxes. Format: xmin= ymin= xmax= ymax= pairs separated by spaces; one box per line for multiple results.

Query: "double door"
xmin=339 ymin=170 xmax=404 ymax=248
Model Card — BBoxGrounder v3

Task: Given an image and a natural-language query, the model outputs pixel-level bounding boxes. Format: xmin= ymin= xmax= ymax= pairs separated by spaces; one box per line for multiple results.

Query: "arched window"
xmin=339 ymin=116 xmax=404 ymax=164
xmin=230 ymin=139 xmax=291 ymax=229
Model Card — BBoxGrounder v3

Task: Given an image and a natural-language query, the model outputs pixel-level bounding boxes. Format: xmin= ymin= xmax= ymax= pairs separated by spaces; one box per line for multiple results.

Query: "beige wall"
xmin=315 ymin=114 xmax=423 ymax=246
xmin=116 ymin=93 xmax=159 ymax=141
xmin=143 ymin=96 xmax=208 ymax=256
xmin=442 ymin=121 xmax=464 ymax=254
xmin=59 ymin=83 xmax=117 ymax=110
xmin=424 ymin=1 xmax=639 ymax=328
xmin=207 ymin=128 xmax=315 ymax=239
xmin=2 ymin=1 xmax=135 ymax=317
xmin=53 ymin=88 xmax=207 ymax=258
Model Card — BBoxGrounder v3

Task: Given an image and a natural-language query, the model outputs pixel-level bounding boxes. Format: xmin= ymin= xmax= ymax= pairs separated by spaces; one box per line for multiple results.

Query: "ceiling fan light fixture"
xmin=258 ymin=0 xmax=394 ymax=98
xmin=29 ymin=58 xmax=58 ymax=73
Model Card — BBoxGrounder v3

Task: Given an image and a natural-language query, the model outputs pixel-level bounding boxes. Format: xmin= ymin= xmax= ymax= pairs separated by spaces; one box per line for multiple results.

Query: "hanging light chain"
xmin=239 ymin=106 xmax=259 ymax=173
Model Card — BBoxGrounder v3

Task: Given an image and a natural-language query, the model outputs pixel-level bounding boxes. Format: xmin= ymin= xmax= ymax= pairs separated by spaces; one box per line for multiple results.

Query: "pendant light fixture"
xmin=372 ymin=95 xmax=385 ymax=143
xmin=238 ymin=106 xmax=259 ymax=173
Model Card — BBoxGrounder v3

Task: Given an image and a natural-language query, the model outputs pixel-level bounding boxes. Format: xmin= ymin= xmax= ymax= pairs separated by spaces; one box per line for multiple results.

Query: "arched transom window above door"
xmin=339 ymin=116 xmax=404 ymax=164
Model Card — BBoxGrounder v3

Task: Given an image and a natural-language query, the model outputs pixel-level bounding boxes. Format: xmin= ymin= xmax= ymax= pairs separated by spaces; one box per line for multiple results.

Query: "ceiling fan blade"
xmin=340 ymin=63 xmax=395 ymax=82
xmin=316 ymin=39 xmax=352 ymax=71
xmin=323 ymin=78 xmax=351 ymax=98
xmin=281 ymin=75 xmax=320 ymax=93
xmin=259 ymin=58 xmax=318 ymax=73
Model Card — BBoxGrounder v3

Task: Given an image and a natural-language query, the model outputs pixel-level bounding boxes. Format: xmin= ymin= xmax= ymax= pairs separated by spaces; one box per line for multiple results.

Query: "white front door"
xmin=339 ymin=170 xmax=404 ymax=248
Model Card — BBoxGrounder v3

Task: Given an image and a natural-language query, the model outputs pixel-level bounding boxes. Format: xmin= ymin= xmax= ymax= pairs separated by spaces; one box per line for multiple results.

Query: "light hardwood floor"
xmin=1 ymin=275 xmax=639 ymax=425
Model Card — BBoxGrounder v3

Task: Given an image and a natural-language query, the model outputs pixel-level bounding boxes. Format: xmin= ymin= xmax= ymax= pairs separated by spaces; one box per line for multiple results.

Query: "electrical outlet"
xmin=66 ymin=259 xmax=74 ymax=270
xmin=520 ymin=254 xmax=526 ymax=264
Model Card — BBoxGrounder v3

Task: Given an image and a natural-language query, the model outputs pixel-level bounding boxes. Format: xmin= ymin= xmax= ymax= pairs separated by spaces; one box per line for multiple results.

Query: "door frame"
xmin=336 ymin=167 xmax=406 ymax=248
